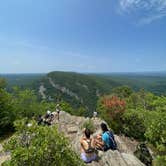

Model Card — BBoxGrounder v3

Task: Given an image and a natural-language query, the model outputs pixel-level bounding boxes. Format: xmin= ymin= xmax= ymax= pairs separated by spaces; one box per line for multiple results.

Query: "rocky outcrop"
xmin=39 ymin=84 xmax=47 ymax=99
xmin=0 ymin=111 xmax=145 ymax=166
xmin=48 ymin=77 xmax=81 ymax=101
xmin=54 ymin=111 xmax=145 ymax=166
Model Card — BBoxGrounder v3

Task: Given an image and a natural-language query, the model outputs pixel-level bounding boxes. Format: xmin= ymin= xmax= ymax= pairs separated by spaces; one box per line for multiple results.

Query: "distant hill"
xmin=33 ymin=71 xmax=121 ymax=114
xmin=92 ymin=73 xmax=166 ymax=95
xmin=0 ymin=73 xmax=45 ymax=90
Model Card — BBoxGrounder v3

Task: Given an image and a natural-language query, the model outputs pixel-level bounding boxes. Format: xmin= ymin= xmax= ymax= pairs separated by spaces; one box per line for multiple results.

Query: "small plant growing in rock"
xmin=82 ymin=119 xmax=95 ymax=134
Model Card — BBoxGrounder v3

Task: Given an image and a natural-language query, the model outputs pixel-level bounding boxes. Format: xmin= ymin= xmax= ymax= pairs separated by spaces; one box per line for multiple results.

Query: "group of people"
xmin=37 ymin=104 xmax=116 ymax=164
xmin=37 ymin=104 xmax=61 ymax=125
xmin=80 ymin=123 xmax=117 ymax=163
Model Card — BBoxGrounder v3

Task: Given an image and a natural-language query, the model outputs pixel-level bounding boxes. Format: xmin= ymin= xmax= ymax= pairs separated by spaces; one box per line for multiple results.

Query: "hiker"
xmin=93 ymin=111 xmax=97 ymax=119
xmin=44 ymin=110 xmax=51 ymax=119
xmin=80 ymin=128 xmax=97 ymax=163
xmin=50 ymin=111 xmax=56 ymax=121
xmin=94 ymin=123 xmax=117 ymax=151
xmin=37 ymin=115 xmax=44 ymax=125
xmin=43 ymin=110 xmax=52 ymax=125
xmin=56 ymin=104 xmax=61 ymax=121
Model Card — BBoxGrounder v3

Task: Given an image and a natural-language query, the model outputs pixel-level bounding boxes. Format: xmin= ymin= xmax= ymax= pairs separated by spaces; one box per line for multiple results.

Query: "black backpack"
xmin=84 ymin=139 xmax=95 ymax=153
xmin=106 ymin=131 xmax=117 ymax=150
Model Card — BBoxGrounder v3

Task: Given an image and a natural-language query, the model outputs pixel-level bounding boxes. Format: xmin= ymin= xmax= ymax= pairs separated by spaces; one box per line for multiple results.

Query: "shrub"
xmin=3 ymin=119 xmax=85 ymax=166
xmin=145 ymin=112 xmax=166 ymax=154
xmin=0 ymin=89 xmax=15 ymax=135
xmin=98 ymin=96 xmax=126 ymax=133
xmin=102 ymin=96 xmax=126 ymax=118
xmin=153 ymin=155 xmax=166 ymax=166
xmin=122 ymin=109 xmax=146 ymax=140
xmin=112 ymin=86 xmax=133 ymax=98
xmin=82 ymin=119 xmax=95 ymax=134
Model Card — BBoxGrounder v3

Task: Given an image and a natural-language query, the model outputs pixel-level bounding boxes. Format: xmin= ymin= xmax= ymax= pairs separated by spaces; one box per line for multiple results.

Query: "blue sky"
xmin=0 ymin=0 xmax=166 ymax=73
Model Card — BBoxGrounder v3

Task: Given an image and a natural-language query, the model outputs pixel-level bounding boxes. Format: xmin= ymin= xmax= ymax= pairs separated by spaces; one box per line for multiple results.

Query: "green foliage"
xmin=112 ymin=86 xmax=133 ymax=98
xmin=102 ymin=74 xmax=166 ymax=95
xmin=82 ymin=119 xmax=95 ymax=134
xmin=153 ymin=155 xmax=166 ymax=166
xmin=12 ymin=88 xmax=41 ymax=118
xmin=0 ymin=87 xmax=54 ymax=137
xmin=3 ymin=119 xmax=85 ymax=166
xmin=0 ymin=78 xmax=7 ymax=89
xmin=0 ymin=88 xmax=15 ymax=135
xmin=76 ymin=107 xmax=87 ymax=117
xmin=145 ymin=112 xmax=166 ymax=154
xmin=60 ymin=102 xmax=75 ymax=115
xmin=1 ymin=74 xmax=44 ymax=91
xmin=59 ymin=101 xmax=87 ymax=116
xmin=122 ymin=109 xmax=146 ymax=140
xmin=97 ymin=87 xmax=166 ymax=163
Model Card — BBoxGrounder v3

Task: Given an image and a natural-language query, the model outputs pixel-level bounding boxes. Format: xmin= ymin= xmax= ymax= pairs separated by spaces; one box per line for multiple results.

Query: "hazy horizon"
xmin=1 ymin=70 xmax=166 ymax=75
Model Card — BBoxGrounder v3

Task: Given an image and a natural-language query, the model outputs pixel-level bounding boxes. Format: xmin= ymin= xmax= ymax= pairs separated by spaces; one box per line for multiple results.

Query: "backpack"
xmin=106 ymin=131 xmax=117 ymax=150
xmin=84 ymin=139 xmax=95 ymax=153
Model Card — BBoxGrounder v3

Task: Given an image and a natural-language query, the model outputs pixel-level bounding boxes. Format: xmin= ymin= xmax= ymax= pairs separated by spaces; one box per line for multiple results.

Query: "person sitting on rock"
xmin=94 ymin=123 xmax=117 ymax=151
xmin=80 ymin=128 xmax=97 ymax=163
xmin=43 ymin=110 xmax=52 ymax=125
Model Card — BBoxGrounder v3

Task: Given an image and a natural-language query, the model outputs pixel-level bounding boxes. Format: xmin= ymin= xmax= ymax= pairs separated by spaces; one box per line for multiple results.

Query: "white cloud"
xmin=118 ymin=0 xmax=166 ymax=24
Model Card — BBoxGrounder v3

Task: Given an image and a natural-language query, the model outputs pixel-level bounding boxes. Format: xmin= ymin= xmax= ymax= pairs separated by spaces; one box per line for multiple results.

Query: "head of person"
xmin=47 ymin=110 xmax=51 ymax=115
xmin=100 ymin=123 xmax=109 ymax=133
xmin=84 ymin=128 xmax=91 ymax=139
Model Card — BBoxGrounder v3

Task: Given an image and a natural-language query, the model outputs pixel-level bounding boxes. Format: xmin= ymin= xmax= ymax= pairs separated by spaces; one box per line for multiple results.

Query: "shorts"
xmin=81 ymin=152 xmax=97 ymax=163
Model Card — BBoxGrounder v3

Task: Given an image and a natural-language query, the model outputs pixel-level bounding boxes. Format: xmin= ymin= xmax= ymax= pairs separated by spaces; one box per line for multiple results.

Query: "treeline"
xmin=97 ymin=86 xmax=166 ymax=165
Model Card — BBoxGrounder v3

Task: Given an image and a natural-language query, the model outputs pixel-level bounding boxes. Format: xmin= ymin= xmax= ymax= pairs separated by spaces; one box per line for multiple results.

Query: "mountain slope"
xmin=34 ymin=71 xmax=121 ymax=114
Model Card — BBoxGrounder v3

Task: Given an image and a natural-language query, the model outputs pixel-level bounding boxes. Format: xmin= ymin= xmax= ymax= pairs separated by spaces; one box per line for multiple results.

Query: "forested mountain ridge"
xmin=33 ymin=71 xmax=121 ymax=114
xmin=2 ymin=71 xmax=166 ymax=115
xmin=90 ymin=73 xmax=166 ymax=95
